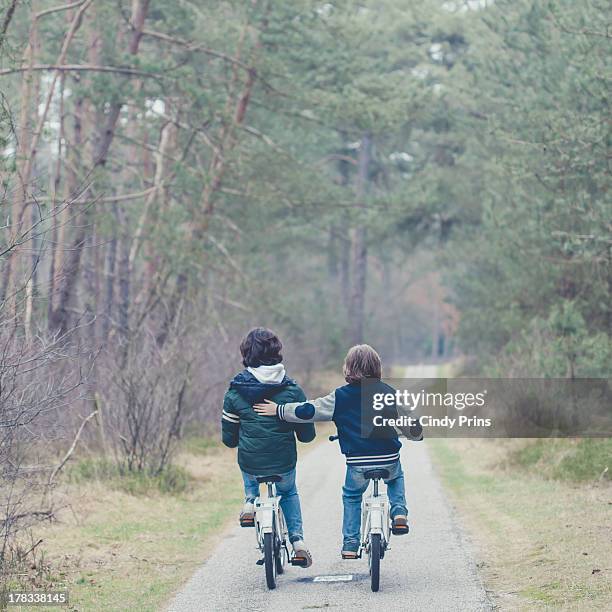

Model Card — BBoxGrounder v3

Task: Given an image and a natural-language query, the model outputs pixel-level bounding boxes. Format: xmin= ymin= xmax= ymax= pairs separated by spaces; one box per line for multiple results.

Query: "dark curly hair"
xmin=240 ymin=327 xmax=283 ymax=368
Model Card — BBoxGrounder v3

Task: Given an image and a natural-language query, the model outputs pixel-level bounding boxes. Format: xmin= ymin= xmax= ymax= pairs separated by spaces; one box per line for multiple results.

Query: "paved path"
xmin=168 ymin=439 xmax=491 ymax=612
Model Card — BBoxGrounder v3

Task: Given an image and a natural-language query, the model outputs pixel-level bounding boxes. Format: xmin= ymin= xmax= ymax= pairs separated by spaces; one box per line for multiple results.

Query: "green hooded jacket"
xmin=221 ymin=370 xmax=316 ymax=475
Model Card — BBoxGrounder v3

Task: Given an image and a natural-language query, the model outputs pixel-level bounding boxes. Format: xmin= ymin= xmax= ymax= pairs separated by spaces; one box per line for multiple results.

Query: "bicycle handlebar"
xmin=329 ymin=435 xmax=339 ymax=442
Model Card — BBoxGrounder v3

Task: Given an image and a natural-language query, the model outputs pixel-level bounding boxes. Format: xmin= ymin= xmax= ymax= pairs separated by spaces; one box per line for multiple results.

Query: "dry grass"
xmin=11 ymin=429 xmax=326 ymax=612
xmin=429 ymin=439 xmax=612 ymax=611
xmin=13 ymin=442 xmax=242 ymax=612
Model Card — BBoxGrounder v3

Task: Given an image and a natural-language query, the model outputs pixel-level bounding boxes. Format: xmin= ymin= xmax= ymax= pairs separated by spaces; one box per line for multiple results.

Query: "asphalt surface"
xmin=167 ymin=438 xmax=492 ymax=612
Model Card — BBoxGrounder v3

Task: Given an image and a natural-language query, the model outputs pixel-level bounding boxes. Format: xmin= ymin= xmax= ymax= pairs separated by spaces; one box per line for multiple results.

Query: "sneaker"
xmin=292 ymin=540 xmax=313 ymax=568
xmin=391 ymin=515 xmax=409 ymax=535
xmin=239 ymin=502 xmax=254 ymax=527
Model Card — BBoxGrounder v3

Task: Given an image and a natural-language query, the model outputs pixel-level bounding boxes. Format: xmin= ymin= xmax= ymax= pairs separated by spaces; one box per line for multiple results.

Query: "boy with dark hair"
xmin=221 ymin=327 xmax=315 ymax=567
xmin=255 ymin=344 xmax=423 ymax=558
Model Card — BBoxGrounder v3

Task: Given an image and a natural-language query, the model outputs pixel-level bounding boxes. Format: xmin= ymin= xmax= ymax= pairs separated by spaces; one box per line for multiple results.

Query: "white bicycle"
xmin=330 ymin=435 xmax=391 ymax=592
xmin=253 ymin=475 xmax=307 ymax=589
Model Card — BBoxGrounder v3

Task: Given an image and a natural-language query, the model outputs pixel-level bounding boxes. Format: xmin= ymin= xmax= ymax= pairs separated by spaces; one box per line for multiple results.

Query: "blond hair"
xmin=343 ymin=344 xmax=382 ymax=384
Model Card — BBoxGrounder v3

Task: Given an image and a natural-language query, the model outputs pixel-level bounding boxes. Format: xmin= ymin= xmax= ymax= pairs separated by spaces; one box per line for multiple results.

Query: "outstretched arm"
xmin=384 ymin=398 xmax=424 ymax=442
xmin=254 ymin=391 xmax=336 ymax=423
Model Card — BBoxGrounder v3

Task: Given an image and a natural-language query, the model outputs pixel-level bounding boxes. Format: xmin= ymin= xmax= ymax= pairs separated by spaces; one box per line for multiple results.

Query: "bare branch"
xmin=0 ymin=0 xmax=18 ymax=46
xmin=48 ymin=410 xmax=98 ymax=486
xmin=35 ymin=1 xmax=85 ymax=20
xmin=142 ymin=28 xmax=251 ymax=71
xmin=0 ymin=64 xmax=161 ymax=78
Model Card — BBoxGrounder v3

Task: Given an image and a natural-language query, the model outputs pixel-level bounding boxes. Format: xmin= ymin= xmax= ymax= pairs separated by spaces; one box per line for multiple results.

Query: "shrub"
xmin=68 ymin=459 xmax=191 ymax=495
xmin=510 ymin=439 xmax=611 ymax=482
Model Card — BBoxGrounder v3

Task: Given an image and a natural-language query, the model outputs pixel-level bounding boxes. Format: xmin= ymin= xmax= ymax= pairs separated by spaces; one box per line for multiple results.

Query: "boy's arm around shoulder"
xmin=221 ymin=391 xmax=240 ymax=448
xmin=385 ymin=395 xmax=423 ymax=441
xmin=289 ymin=387 xmax=316 ymax=443
xmin=278 ymin=390 xmax=336 ymax=424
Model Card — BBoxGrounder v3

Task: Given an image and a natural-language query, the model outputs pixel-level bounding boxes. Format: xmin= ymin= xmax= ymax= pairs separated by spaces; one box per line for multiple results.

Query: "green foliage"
xmin=485 ymin=301 xmax=612 ymax=377
xmin=442 ymin=0 xmax=611 ymax=374
xmin=68 ymin=459 xmax=191 ymax=496
xmin=2 ymin=0 xmax=608 ymax=382
xmin=181 ymin=435 xmax=218 ymax=456
xmin=510 ymin=439 xmax=612 ymax=482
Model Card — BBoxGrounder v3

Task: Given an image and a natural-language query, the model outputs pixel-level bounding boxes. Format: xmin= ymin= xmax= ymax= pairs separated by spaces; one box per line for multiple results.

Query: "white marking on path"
xmin=313 ymin=575 xmax=354 ymax=582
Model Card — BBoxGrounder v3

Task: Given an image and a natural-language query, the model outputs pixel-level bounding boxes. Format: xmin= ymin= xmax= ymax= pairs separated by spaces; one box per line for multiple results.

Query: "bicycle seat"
xmin=363 ymin=469 xmax=390 ymax=480
xmin=256 ymin=475 xmax=282 ymax=484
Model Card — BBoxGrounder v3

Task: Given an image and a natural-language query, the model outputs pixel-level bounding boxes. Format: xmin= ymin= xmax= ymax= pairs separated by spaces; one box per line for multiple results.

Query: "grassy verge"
xmin=11 ymin=440 xmax=242 ymax=612
xmin=11 ymin=427 xmax=325 ymax=612
xmin=509 ymin=439 xmax=612 ymax=482
xmin=429 ymin=439 xmax=612 ymax=610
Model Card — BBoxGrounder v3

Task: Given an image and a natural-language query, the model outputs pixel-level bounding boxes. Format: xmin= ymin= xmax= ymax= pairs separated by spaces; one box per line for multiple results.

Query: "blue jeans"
xmin=342 ymin=461 xmax=408 ymax=552
xmin=242 ymin=468 xmax=304 ymax=543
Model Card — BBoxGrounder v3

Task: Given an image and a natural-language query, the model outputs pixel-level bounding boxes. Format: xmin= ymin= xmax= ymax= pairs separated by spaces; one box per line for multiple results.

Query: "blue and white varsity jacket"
xmin=277 ymin=382 xmax=423 ymax=467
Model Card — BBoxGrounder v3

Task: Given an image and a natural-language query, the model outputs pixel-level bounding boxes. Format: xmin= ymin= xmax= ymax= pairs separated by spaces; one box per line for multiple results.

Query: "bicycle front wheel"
xmin=369 ymin=533 xmax=381 ymax=592
xmin=264 ymin=532 xmax=277 ymax=589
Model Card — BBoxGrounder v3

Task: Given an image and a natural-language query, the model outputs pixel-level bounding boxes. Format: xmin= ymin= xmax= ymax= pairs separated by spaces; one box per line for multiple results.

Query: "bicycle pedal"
xmin=341 ymin=552 xmax=361 ymax=560
xmin=391 ymin=526 xmax=409 ymax=536
xmin=291 ymin=557 xmax=308 ymax=567
xmin=255 ymin=558 xmax=265 ymax=566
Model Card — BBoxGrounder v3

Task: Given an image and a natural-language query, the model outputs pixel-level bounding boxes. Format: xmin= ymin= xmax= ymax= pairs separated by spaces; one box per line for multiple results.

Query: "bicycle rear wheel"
xmin=369 ymin=533 xmax=381 ymax=592
xmin=276 ymin=511 xmax=287 ymax=575
xmin=275 ymin=538 xmax=287 ymax=576
xmin=264 ymin=532 xmax=277 ymax=589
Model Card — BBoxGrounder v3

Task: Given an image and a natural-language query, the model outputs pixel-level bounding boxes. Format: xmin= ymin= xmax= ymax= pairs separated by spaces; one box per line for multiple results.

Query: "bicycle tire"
xmin=369 ymin=533 xmax=381 ymax=592
xmin=275 ymin=535 xmax=285 ymax=575
xmin=264 ymin=532 xmax=276 ymax=589
xmin=276 ymin=512 xmax=287 ymax=575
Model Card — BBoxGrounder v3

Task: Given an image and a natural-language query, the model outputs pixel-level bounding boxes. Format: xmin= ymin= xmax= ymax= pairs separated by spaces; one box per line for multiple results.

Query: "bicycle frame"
xmin=253 ymin=481 xmax=289 ymax=589
xmin=361 ymin=480 xmax=391 ymax=550
xmin=254 ymin=482 xmax=288 ymax=552
xmin=327 ymin=435 xmax=394 ymax=592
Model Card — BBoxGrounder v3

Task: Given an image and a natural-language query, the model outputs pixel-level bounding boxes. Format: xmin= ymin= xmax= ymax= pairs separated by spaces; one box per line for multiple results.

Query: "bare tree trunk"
xmin=430 ymin=290 xmax=440 ymax=361
xmin=340 ymin=235 xmax=351 ymax=309
xmin=158 ymin=12 xmax=263 ymax=345
xmin=328 ymin=226 xmax=351 ymax=310
xmin=83 ymin=230 xmax=97 ymax=328
xmin=24 ymin=201 xmax=41 ymax=338
xmin=198 ymin=16 xmax=261 ymax=230
xmin=102 ymin=223 xmax=117 ymax=341
xmin=24 ymin=20 xmax=42 ymax=339
xmin=2 ymin=2 xmax=38 ymax=311
xmin=49 ymin=0 xmax=151 ymax=337
xmin=380 ymin=255 xmax=393 ymax=362
xmin=0 ymin=0 xmax=18 ymax=45
xmin=10 ymin=0 xmax=94 ymax=322
xmin=129 ymin=121 xmax=174 ymax=267
xmin=333 ymin=137 xmax=353 ymax=311
xmin=47 ymin=74 xmax=66 ymax=322
xmin=607 ymin=244 xmax=612 ymax=337
xmin=116 ymin=205 xmax=130 ymax=342
xmin=328 ymin=225 xmax=338 ymax=276
xmin=349 ymin=133 xmax=371 ymax=346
